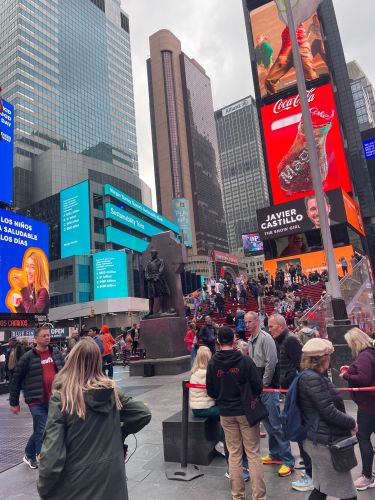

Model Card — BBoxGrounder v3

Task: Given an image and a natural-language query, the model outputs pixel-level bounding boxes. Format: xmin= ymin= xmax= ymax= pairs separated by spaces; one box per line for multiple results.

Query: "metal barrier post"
xmin=166 ymin=380 xmax=204 ymax=481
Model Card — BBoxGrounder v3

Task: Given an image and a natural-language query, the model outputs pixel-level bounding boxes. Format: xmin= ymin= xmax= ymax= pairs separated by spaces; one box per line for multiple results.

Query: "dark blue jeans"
xmin=103 ymin=354 xmax=113 ymax=378
xmin=261 ymin=392 xmax=295 ymax=467
xmin=25 ymin=403 xmax=49 ymax=459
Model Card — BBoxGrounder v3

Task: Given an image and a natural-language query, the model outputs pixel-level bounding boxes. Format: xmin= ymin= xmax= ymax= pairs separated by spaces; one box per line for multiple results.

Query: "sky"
xmin=122 ymin=0 xmax=375 ymax=208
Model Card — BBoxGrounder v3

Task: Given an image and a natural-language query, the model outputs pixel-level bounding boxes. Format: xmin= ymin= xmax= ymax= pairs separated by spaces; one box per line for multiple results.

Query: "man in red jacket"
xmin=100 ymin=325 xmax=116 ymax=379
xmin=265 ymin=24 xmax=318 ymax=95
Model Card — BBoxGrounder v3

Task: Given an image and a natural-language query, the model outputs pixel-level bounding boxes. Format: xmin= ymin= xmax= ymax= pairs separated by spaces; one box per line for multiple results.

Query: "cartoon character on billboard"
xmin=6 ymin=248 xmax=49 ymax=314
xmin=264 ymin=24 xmax=317 ymax=95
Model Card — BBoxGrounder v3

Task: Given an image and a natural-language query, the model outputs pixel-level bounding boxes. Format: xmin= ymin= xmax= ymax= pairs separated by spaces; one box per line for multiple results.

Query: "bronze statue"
xmin=145 ymin=249 xmax=170 ymax=315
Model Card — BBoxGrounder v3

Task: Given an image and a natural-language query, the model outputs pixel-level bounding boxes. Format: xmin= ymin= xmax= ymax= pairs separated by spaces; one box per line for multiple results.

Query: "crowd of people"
xmin=7 ymin=325 xmax=151 ymax=499
xmin=188 ymin=313 xmax=375 ymax=499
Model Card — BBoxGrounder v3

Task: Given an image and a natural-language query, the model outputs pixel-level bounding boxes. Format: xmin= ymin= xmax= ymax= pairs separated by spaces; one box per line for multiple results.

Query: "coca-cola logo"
xmin=273 ymin=89 xmax=316 ymax=114
xmin=310 ymin=107 xmax=334 ymax=121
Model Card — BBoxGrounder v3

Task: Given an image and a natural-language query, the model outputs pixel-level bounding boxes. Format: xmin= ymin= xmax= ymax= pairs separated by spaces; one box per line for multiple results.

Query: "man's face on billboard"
xmin=306 ymin=197 xmax=331 ymax=228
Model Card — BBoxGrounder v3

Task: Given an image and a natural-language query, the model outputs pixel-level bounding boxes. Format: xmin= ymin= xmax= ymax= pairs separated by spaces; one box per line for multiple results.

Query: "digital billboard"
xmin=363 ymin=138 xmax=375 ymax=160
xmin=342 ymin=190 xmax=365 ymax=236
xmin=263 ymin=244 xmax=355 ymax=278
xmin=105 ymin=226 xmax=149 ymax=253
xmin=242 ymin=233 xmax=264 ymax=256
xmin=0 ymin=209 xmax=49 ymax=314
xmin=257 ymin=189 xmax=347 ymax=240
xmin=105 ymin=203 xmax=162 ymax=238
xmin=0 ymin=99 xmax=14 ymax=205
xmin=60 ymin=180 xmax=91 ymax=258
xmin=104 ymin=184 xmax=179 ymax=234
xmin=93 ymin=250 xmax=128 ymax=301
xmin=172 ymin=198 xmax=193 ymax=247
xmin=261 ymin=84 xmax=352 ymax=205
xmin=248 ymin=2 xmax=328 ymax=99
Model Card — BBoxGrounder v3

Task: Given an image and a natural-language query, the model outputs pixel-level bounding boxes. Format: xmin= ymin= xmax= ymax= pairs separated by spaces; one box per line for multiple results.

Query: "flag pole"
xmin=284 ymin=0 xmax=347 ymax=320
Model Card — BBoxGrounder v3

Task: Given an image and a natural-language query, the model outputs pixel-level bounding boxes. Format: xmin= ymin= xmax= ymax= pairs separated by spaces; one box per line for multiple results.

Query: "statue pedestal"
xmin=129 ymin=316 xmax=189 ymax=376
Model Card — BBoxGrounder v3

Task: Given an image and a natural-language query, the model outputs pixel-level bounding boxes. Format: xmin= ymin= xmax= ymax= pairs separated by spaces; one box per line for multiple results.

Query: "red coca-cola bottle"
xmin=277 ymin=107 xmax=334 ymax=195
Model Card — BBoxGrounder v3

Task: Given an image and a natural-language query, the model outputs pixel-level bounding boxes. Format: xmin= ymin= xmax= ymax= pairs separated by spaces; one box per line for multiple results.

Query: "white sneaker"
xmin=215 ymin=441 xmax=225 ymax=456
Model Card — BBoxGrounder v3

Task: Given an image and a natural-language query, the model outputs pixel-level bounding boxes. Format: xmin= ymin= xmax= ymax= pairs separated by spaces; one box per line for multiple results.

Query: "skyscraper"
xmin=347 ymin=61 xmax=375 ymax=132
xmin=147 ymin=30 xmax=228 ymax=274
xmin=0 ymin=0 xmax=138 ymax=207
xmin=215 ymin=96 xmax=269 ymax=252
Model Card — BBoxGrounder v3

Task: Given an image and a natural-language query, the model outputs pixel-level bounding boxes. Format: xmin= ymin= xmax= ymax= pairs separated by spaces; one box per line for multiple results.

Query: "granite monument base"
xmin=129 ymin=316 xmax=189 ymax=376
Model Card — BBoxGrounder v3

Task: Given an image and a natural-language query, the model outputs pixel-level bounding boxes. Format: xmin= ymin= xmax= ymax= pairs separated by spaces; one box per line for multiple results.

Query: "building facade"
xmin=147 ymin=29 xmax=228 ymax=269
xmin=215 ymin=96 xmax=269 ymax=252
xmin=347 ymin=61 xmax=375 ymax=133
xmin=0 ymin=0 xmax=138 ymax=208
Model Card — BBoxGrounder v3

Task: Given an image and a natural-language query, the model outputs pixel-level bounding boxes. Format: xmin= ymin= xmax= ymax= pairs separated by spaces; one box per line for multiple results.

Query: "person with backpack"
xmin=298 ymin=320 xmax=318 ymax=346
xmin=245 ymin=311 xmax=295 ymax=478
xmin=235 ymin=310 xmax=246 ymax=341
xmin=268 ymin=314 xmax=313 ymax=492
xmin=37 ymin=338 xmax=151 ymax=500
xmin=206 ymin=327 xmax=266 ymax=500
xmin=297 ymin=338 xmax=357 ymax=500
xmin=341 ymin=328 xmax=375 ymax=491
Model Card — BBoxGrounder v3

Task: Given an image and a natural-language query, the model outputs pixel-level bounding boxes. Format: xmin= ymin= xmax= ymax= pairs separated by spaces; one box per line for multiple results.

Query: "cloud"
xmin=122 ymin=0 xmax=375 ymax=208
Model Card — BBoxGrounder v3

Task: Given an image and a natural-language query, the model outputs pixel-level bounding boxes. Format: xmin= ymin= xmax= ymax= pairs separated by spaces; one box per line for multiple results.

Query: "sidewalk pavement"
xmin=0 ymin=367 xmax=373 ymax=500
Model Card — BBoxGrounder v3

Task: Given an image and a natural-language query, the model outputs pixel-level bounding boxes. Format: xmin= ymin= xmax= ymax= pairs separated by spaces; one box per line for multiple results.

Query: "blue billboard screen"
xmin=60 ymin=181 xmax=91 ymax=258
xmin=105 ymin=226 xmax=149 ymax=253
xmin=93 ymin=250 xmax=128 ymax=300
xmin=0 ymin=99 xmax=14 ymax=205
xmin=172 ymin=198 xmax=193 ymax=247
xmin=0 ymin=209 xmax=49 ymax=314
xmin=105 ymin=203 xmax=162 ymax=237
xmin=363 ymin=138 xmax=375 ymax=160
xmin=104 ymin=184 xmax=179 ymax=234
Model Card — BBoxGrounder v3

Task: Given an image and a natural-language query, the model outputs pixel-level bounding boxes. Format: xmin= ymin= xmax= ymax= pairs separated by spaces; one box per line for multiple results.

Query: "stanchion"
xmin=166 ymin=380 xmax=204 ymax=481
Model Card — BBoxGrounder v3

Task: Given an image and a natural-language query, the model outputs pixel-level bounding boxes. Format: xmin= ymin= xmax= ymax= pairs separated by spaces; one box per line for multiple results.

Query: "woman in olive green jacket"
xmin=37 ymin=338 xmax=151 ymax=500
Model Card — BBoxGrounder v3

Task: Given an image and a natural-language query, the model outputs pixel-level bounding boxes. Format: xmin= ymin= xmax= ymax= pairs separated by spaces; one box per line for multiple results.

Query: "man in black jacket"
xmin=9 ymin=326 xmax=64 ymax=469
xmin=268 ymin=313 xmax=313 ymax=492
xmin=199 ymin=316 xmax=216 ymax=354
xmin=206 ymin=327 xmax=266 ymax=500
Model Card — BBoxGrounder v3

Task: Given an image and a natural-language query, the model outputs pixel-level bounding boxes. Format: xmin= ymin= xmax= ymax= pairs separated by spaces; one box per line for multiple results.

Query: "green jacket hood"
xmin=84 ymin=388 xmax=115 ymax=414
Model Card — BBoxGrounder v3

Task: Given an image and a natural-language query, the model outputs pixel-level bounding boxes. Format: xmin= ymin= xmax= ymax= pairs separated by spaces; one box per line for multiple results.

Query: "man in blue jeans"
xmin=246 ymin=311 xmax=295 ymax=477
xmin=9 ymin=326 xmax=64 ymax=469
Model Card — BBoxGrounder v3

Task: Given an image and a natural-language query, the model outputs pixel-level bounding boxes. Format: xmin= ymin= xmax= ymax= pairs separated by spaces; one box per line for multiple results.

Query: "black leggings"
xmin=308 ymin=489 xmax=356 ymax=500
xmin=357 ymin=407 xmax=375 ymax=478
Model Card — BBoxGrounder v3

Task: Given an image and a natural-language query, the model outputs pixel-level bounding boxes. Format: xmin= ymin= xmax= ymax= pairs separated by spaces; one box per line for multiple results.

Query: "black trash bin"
xmin=143 ymin=363 xmax=155 ymax=377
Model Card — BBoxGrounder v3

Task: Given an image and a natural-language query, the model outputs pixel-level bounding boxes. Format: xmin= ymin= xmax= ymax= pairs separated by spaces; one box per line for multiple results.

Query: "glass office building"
xmin=0 ymin=0 xmax=138 ymax=207
xmin=215 ymin=96 xmax=269 ymax=252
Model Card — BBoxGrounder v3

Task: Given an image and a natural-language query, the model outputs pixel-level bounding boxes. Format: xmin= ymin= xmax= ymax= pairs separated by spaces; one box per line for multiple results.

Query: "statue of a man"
xmin=145 ymin=248 xmax=170 ymax=315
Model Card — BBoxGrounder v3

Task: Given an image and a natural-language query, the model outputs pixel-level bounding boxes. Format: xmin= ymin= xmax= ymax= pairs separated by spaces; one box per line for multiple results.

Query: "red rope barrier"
xmin=185 ymin=382 xmax=375 ymax=393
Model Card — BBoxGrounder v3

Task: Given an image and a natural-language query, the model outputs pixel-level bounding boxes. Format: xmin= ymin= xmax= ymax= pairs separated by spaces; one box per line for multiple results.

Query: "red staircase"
xmin=193 ymin=282 xmax=325 ymax=330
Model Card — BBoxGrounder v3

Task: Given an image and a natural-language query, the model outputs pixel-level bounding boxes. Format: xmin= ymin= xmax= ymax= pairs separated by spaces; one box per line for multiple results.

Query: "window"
xmin=120 ymin=13 xmax=129 ymax=33
xmin=89 ymin=0 xmax=105 ymax=12
xmin=94 ymin=217 xmax=104 ymax=235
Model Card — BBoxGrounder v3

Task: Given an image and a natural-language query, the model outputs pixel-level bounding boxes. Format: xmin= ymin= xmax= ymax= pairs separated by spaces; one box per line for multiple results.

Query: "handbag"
xmin=238 ymin=360 xmax=269 ymax=427
xmin=328 ymin=435 xmax=358 ymax=473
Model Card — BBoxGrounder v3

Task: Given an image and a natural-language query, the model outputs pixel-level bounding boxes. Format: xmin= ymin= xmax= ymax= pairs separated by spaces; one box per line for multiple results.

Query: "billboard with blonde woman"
xmin=0 ymin=209 xmax=49 ymax=314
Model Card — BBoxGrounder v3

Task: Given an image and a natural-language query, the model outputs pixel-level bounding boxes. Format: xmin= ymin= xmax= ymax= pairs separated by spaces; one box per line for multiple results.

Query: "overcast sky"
xmin=122 ymin=0 xmax=375 ymax=208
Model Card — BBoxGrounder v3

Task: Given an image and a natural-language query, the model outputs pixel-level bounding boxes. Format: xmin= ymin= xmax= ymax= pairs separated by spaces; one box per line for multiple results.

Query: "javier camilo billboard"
xmin=0 ymin=99 xmax=14 ymax=205
xmin=257 ymin=189 xmax=348 ymax=240
xmin=93 ymin=250 xmax=128 ymax=301
xmin=0 ymin=209 xmax=49 ymax=314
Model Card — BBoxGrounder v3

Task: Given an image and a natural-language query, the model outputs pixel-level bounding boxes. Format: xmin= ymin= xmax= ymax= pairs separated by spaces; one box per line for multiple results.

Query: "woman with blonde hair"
xmin=37 ymin=337 xmax=151 ymax=500
xmin=298 ymin=338 xmax=358 ymax=500
xmin=12 ymin=250 xmax=49 ymax=314
xmin=341 ymin=327 xmax=375 ymax=491
xmin=189 ymin=346 xmax=225 ymax=456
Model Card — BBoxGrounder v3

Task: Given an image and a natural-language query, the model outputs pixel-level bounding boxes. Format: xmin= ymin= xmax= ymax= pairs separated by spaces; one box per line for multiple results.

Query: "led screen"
xmin=242 ymin=233 xmax=264 ymax=256
xmin=0 ymin=99 xmax=14 ymax=205
xmin=93 ymin=250 xmax=128 ymax=301
xmin=0 ymin=210 xmax=49 ymax=314
xmin=260 ymin=83 xmax=352 ymax=205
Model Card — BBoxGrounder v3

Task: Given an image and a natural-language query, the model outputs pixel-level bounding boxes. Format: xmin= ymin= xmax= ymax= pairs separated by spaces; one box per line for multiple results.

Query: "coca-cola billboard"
xmin=261 ymin=83 xmax=352 ymax=205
